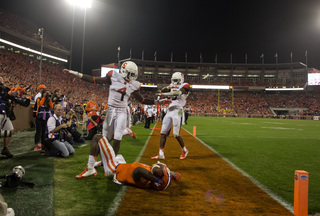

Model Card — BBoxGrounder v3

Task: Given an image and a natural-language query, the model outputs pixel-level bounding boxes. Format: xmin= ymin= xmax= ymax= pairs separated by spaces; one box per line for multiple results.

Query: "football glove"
xmin=63 ymin=69 xmax=83 ymax=78
xmin=172 ymin=172 xmax=181 ymax=181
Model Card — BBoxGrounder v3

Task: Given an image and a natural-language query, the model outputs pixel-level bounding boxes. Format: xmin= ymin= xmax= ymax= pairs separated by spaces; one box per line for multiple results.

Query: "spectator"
xmin=85 ymin=94 xmax=100 ymax=118
xmin=0 ymin=80 xmax=14 ymax=158
xmin=144 ymin=105 xmax=153 ymax=129
xmin=34 ymin=88 xmax=53 ymax=151
xmin=84 ymin=112 xmax=105 ymax=140
xmin=65 ymin=110 xmax=85 ymax=144
xmin=46 ymin=104 xmax=74 ymax=157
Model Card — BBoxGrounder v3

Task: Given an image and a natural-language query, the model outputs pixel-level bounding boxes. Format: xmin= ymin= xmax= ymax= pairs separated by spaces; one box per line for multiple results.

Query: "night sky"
xmin=1 ymin=0 xmax=320 ymax=73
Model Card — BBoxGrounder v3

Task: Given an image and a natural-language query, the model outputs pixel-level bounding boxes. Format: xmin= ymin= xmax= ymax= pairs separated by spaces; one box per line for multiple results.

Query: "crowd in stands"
xmin=0 ymin=49 xmax=108 ymax=105
xmin=1 ymin=48 xmax=320 ymax=119
xmin=0 ymin=9 xmax=68 ymax=51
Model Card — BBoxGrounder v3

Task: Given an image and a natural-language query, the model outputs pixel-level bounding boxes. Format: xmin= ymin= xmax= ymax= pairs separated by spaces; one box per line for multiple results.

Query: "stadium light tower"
xmin=66 ymin=0 xmax=92 ymax=73
xmin=38 ymin=28 xmax=44 ymax=84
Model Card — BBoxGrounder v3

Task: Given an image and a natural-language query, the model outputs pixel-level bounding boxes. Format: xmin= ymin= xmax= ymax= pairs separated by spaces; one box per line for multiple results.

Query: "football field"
xmin=0 ymin=117 xmax=319 ymax=215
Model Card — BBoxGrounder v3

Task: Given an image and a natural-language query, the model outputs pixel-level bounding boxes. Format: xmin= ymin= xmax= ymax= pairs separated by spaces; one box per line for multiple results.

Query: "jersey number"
xmin=117 ymin=87 xmax=127 ymax=101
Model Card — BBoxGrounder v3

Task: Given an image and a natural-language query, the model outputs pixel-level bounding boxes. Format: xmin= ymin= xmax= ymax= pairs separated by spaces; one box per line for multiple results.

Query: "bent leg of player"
xmin=98 ymin=137 xmax=119 ymax=177
xmin=151 ymin=112 xmax=172 ymax=160
xmin=172 ymin=109 xmax=188 ymax=160
xmin=75 ymin=134 xmax=102 ymax=179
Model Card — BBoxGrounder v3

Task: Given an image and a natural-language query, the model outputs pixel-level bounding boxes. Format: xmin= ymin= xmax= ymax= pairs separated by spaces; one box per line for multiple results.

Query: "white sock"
xmin=182 ymin=147 xmax=187 ymax=152
xmin=159 ymin=148 xmax=164 ymax=157
xmin=88 ymin=155 xmax=95 ymax=169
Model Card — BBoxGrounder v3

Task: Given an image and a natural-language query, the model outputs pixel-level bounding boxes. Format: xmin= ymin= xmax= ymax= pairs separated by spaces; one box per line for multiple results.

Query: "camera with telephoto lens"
xmin=0 ymin=84 xmax=30 ymax=107
xmin=45 ymin=92 xmax=51 ymax=99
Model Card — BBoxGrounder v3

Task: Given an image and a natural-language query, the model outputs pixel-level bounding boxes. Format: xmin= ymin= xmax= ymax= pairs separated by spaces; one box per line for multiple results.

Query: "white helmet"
xmin=120 ymin=61 xmax=138 ymax=83
xmin=171 ymin=72 xmax=184 ymax=85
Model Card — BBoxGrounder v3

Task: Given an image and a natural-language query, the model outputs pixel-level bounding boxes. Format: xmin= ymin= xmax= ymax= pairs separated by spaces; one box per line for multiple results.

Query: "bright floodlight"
xmin=67 ymin=0 xmax=92 ymax=8
xmin=191 ymin=85 xmax=230 ymax=90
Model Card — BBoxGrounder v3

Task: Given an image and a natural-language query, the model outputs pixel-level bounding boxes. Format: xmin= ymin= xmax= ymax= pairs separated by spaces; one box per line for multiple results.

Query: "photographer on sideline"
xmin=34 ymin=88 xmax=53 ymax=151
xmin=52 ymin=88 xmax=64 ymax=106
xmin=0 ymin=82 xmax=14 ymax=158
xmin=0 ymin=79 xmax=30 ymax=158
xmin=64 ymin=110 xmax=85 ymax=144
xmin=47 ymin=104 xmax=74 ymax=157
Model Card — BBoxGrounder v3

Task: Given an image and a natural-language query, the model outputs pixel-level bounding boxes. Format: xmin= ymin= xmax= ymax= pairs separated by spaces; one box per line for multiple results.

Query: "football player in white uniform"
xmin=151 ymin=72 xmax=190 ymax=160
xmin=64 ymin=61 xmax=170 ymax=178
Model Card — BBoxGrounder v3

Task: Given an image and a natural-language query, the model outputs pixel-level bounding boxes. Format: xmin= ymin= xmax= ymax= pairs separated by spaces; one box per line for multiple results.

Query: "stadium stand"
xmin=0 ymin=9 xmax=67 ymax=51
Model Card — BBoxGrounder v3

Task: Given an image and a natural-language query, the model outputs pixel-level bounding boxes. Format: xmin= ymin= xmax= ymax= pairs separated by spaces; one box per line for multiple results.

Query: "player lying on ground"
xmin=75 ymin=134 xmax=181 ymax=190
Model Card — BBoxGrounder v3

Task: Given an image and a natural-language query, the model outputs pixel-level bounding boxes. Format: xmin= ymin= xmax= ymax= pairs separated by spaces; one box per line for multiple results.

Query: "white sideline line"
xmin=105 ymin=127 xmax=156 ymax=216
xmin=182 ymin=127 xmax=294 ymax=214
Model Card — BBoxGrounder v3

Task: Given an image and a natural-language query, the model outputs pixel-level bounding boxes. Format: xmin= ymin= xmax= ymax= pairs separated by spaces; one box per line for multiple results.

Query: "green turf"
xmin=183 ymin=117 xmax=320 ymax=214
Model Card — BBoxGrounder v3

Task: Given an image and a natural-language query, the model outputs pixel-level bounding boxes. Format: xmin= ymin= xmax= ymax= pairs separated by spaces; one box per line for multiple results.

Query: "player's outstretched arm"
xmin=63 ymin=69 xmax=111 ymax=85
xmin=132 ymin=91 xmax=171 ymax=105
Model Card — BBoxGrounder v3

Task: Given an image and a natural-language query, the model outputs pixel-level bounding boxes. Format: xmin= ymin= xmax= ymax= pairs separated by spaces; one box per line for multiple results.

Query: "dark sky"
xmin=1 ymin=0 xmax=320 ymax=73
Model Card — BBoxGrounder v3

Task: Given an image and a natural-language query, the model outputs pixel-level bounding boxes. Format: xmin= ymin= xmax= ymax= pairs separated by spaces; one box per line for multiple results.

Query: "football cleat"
xmin=75 ymin=166 xmax=97 ymax=179
xmin=151 ymin=154 xmax=165 ymax=160
xmin=125 ymin=127 xmax=136 ymax=139
xmin=129 ymin=131 xmax=136 ymax=139
xmin=179 ymin=149 xmax=189 ymax=160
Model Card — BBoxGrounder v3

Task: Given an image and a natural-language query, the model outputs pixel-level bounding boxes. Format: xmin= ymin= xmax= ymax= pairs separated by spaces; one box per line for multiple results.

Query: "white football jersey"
xmin=107 ymin=71 xmax=141 ymax=108
xmin=169 ymin=83 xmax=190 ymax=109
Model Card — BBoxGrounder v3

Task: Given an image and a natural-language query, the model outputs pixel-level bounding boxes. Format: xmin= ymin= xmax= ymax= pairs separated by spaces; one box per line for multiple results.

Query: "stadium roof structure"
xmin=120 ymin=57 xmax=308 ymax=84
xmin=0 ymin=26 xmax=69 ymax=64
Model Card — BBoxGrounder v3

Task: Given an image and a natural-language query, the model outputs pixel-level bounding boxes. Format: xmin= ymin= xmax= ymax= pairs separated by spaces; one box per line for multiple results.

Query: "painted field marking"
xmin=182 ymin=127 xmax=294 ymax=214
xmin=105 ymin=127 xmax=156 ymax=216
xmin=261 ymin=126 xmax=303 ymax=131
xmin=232 ymin=122 xmax=256 ymax=125
xmin=263 ymin=122 xmax=285 ymax=125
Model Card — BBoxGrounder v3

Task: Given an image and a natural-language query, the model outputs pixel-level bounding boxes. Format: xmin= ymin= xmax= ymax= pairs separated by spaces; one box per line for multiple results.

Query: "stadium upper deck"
xmin=0 ymin=9 xmax=69 ymax=65
xmin=119 ymin=57 xmax=308 ymax=88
